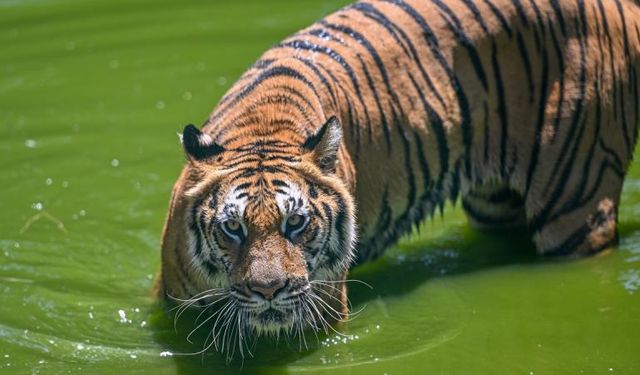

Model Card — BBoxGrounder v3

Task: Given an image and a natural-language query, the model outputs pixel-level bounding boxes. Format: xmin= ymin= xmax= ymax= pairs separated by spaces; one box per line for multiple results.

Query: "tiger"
xmin=156 ymin=0 xmax=640 ymax=358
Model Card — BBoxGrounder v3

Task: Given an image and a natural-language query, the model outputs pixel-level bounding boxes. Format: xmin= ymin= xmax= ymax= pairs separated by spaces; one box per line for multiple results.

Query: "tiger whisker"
xmin=310 ymin=279 xmax=374 ymax=289
xmin=186 ymin=298 xmax=233 ymax=344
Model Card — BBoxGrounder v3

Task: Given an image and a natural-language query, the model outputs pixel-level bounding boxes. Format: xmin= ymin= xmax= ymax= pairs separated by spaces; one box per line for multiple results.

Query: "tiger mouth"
xmin=254 ymin=308 xmax=289 ymax=325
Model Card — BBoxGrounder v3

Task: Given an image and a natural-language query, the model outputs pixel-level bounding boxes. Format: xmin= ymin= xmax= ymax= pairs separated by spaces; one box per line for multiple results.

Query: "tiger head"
xmin=159 ymin=116 xmax=357 ymax=342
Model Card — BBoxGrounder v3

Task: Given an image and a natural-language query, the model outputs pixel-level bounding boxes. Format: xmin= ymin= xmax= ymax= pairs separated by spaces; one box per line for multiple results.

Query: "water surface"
xmin=1 ymin=0 xmax=639 ymax=373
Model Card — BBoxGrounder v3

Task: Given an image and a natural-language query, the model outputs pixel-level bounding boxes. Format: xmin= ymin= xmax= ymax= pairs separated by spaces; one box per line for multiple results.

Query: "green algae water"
xmin=1 ymin=0 xmax=640 ymax=373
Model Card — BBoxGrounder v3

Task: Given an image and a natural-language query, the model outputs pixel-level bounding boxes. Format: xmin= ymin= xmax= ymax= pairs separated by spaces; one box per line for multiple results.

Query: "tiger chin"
xmin=155 ymin=0 xmax=640 ymax=360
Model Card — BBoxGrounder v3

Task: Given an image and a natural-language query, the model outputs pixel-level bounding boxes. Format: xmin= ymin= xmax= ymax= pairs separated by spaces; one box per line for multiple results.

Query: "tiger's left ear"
xmin=302 ymin=116 xmax=342 ymax=174
xmin=180 ymin=124 xmax=224 ymax=162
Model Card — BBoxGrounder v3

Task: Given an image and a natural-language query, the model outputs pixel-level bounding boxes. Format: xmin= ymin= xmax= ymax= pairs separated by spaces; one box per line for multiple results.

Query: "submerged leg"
xmin=462 ymin=182 xmax=527 ymax=230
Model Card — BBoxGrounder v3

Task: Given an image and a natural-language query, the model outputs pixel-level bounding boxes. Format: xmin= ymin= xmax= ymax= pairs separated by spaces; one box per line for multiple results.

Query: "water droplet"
xmin=76 ymin=343 xmax=85 ymax=350
xmin=79 ymin=210 xmax=86 ymax=217
xmin=111 ymin=159 xmax=119 ymax=167
xmin=140 ymin=321 xmax=147 ymax=328
xmin=129 ymin=353 xmax=137 ymax=359
xmin=109 ymin=59 xmax=120 ymax=69
xmin=88 ymin=312 xmax=94 ymax=319
xmin=156 ymin=101 xmax=166 ymax=110
xmin=216 ymin=76 xmax=227 ymax=86
xmin=31 ymin=202 xmax=43 ymax=211
xmin=62 ymin=181 xmax=69 ymax=188
xmin=182 ymin=91 xmax=192 ymax=101
xmin=24 ymin=139 xmax=37 ymax=148
xmin=45 ymin=178 xmax=53 ymax=186
xmin=160 ymin=351 xmax=173 ymax=357
xmin=118 ymin=309 xmax=127 ymax=323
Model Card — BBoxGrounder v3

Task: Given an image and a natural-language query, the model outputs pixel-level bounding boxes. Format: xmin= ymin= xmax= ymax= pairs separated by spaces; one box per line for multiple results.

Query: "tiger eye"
xmin=225 ymin=220 xmax=241 ymax=231
xmin=287 ymin=214 xmax=303 ymax=227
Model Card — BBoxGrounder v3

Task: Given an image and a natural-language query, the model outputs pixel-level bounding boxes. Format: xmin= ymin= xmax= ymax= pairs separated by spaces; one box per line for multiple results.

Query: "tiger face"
xmin=172 ymin=117 xmax=356 ymax=338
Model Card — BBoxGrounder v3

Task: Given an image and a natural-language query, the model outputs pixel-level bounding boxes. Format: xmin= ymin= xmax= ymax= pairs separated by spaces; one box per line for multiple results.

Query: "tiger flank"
xmin=157 ymin=0 xmax=640 ymax=358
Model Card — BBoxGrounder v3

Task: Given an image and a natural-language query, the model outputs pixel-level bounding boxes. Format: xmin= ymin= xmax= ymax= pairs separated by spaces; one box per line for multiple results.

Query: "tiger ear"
xmin=180 ymin=124 xmax=224 ymax=162
xmin=302 ymin=116 xmax=342 ymax=174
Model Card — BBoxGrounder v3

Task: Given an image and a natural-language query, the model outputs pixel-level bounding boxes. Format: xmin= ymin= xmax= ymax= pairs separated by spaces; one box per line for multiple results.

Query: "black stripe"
xmin=462 ymin=199 xmax=523 ymax=225
xmin=321 ymin=20 xmax=409 ymax=148
xmin=313 ymin=59 xmax=364 ymax=155
xmin=222 ymin=155 xmax=301 ymax=169
xmin=432 ymin=0 xmax=489 ymax=91
xmin=276 ymin=39 xmax=371 ymax=126
xmin=598 ymin=139 xmax=624 ymax=169
xmin=526 ymin=0 xmax=545 ymax=52
xmin=252 ymin=58 xmax=275 ymax=69
xmin=510 ymin=0 xmax=530 ymax=28
xmin=597 ymin=0 xmax=619 ymax=122
xmin=356 ymin=54 xmax=391 ymax=150
xmin=516 ymin=32 xmax=535 ymax=103
xmin=271 ymin=179 xmax=289 ymax=187
xmin=211 ymin=66 xmax=317 ymax=124
xmin=531 ymin=5 xmax=590 ymax=231
xmin=394 ymin=112 xmax=417 ymax=210
xmin=490 ymin=41 xmax=509 ymax=177
xmin=541 ymin=7 xmax=589 ymax=197
xmin=308 ymin=183 xmax=318 ymax=199
xmin=542 ymin=224 xmax=590 ymax=256
xmin=229 ymin=93 xmax=315 ymax=126
xmin=549 ymin=0 xmax=567 ymax=36
xmin=407 ymin=72 xmax=449 ymax=182
xmin=293 ymin=56 xmax=339 ymax=108
xmin=414 ymin=130 xmax=432 ymax=192
xmin=235 ymin=182 xmax=252 ymax=191
xmin=523 ymin=30 xmax=550 ymax=198
xmin=350 ymin=2 xmax=448 ymax=109
xmin=613 ymin=0 xmax=633 ymax=157
xmin=549 ymin=160 xmax=624 ymax=223
xmin=482 ymin=101 xmax=490 ymax=163
xmin=198 ymin=211 xmax=220 ymax=278
xmin=554 ymin=69 xmax=604 ymax=217
xmin=384 ymin=0 xmax=473 ymax=179
xmin=547 ymin=16 xmax=566 ymax=143
xmin=460 ymin=0 xmax=490 ymax=33
xmin=375 ymin=188 xmax=392 ymax=233
xmin=482 ymin=0 xmax=513 ymax=37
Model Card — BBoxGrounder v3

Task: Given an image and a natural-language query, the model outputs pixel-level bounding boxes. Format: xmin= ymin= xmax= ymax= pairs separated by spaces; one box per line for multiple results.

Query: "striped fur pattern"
xmin=158 ymin=0 xmax=640 ymax=356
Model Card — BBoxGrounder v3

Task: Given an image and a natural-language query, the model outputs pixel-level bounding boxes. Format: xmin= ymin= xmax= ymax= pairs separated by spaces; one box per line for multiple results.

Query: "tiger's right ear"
xmin=302 ymin=116 xmax=342 ymax=174
xmin=180 ymin=124 xmax=224 ymax=162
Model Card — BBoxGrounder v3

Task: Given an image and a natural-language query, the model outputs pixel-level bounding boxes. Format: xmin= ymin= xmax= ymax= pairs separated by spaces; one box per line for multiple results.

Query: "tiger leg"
xmin=525 ymin=164 xmax=624 ymax=257
xmin=462 ymin=182 xmax=527 ymax=230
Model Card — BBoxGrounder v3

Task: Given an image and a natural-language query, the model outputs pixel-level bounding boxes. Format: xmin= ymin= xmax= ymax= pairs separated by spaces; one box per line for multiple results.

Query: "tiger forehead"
xmin=219 ymin=177 xmax=309 ymax=224
xmin=218 ymin=140 xmax=304 ymax=169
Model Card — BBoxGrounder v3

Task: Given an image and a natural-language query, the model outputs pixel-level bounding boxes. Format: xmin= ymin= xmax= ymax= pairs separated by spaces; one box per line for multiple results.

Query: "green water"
xmin=1 ymin=0 xmax=640 ymax=373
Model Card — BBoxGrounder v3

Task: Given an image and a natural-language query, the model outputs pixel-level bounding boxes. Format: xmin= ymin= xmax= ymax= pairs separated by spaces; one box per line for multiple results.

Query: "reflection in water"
xmin=619 ymin=231 xmax=640 ymax=294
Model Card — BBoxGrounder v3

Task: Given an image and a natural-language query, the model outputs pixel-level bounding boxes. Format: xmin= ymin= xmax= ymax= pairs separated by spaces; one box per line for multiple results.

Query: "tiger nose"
xmin=248 ymin=279 xmax=286 ymax=300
